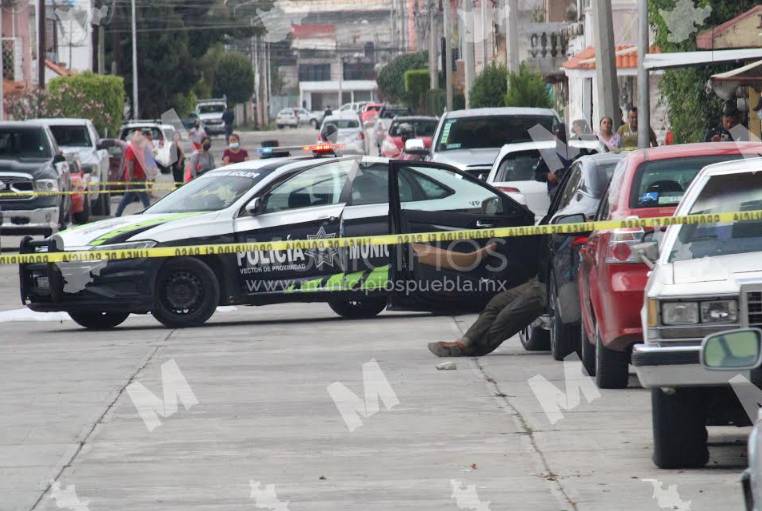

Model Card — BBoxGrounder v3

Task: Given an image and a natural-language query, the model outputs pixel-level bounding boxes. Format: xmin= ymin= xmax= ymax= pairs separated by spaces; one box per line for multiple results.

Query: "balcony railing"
xmin=522 ymin=22 xmax=584 ymax=75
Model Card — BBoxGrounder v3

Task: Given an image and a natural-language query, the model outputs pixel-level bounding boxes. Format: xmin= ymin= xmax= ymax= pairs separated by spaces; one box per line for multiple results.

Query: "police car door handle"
xmin=475 ymin=220 xmax=493 ymax=228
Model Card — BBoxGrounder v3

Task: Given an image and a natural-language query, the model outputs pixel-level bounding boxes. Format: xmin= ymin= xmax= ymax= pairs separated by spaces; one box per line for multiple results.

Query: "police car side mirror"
xmin=245 ymin=197 xmax=261 ymax=216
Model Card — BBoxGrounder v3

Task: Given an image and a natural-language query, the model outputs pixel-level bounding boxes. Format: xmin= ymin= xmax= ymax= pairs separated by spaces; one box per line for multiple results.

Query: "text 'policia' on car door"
xmin=387 ymin=160 xmax=539 ymax=312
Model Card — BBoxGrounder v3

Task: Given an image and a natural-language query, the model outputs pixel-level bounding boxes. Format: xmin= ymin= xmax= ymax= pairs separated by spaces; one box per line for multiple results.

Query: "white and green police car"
xmin=20 ymin=150 xmax=539 ymax=329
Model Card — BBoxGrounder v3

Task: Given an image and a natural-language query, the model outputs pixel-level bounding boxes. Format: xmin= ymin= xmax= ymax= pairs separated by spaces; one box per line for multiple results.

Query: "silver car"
xmin=429 ymin=107 xmax=562 ymax=180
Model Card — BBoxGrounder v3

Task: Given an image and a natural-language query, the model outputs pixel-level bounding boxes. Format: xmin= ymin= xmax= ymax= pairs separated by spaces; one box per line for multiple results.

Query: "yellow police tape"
xmin=0 ymin=185 xmax=179 ymax=199
xmin=2 ymin=209 xmax=761 ymax=266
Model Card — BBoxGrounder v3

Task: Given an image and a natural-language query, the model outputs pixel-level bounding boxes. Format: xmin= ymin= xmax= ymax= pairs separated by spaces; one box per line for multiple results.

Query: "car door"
xmin=234 ymin=159 xmax=354 ymax=296
xmin=579 ymin=187 xmax=610 ymax=340
xmin=388 ymin=161 xmax=539 ymax=312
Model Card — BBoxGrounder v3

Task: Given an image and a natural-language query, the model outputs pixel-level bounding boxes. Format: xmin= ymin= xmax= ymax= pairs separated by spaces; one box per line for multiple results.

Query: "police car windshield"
xmin=146 ymin=172 xmax=264 ymax=213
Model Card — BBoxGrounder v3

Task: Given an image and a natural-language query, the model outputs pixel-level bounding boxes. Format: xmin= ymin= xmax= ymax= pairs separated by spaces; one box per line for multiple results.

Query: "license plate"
xmin=35 ymin=276 xmax=50 ymax=290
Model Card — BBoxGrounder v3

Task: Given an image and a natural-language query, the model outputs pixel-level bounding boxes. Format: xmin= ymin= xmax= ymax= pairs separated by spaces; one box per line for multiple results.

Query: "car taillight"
xmin=572 ymin=235 xmax=589 ymax=247
xmin=605 ymin=227 xmax=645 ymax=264
xmin=497 ymin=186 xmax=520 ymax=194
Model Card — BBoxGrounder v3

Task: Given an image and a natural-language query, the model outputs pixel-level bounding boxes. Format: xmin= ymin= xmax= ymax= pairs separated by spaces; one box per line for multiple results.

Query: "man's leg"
xmin=115 ymin=191 xmax=136 ymax=217
xmin=469 ymin=280 xmax=546 ymax=356
xmin=138 ymin=191 xmax=151 ymax=209
xmin=427 ymin=279 xmax=538 ymax=357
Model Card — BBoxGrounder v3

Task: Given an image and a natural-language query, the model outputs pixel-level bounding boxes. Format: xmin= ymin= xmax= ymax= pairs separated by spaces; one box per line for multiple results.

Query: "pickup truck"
xmin=36 ymin=118 xmax=111 ymax=217
xmin=0 ymin=122 xmax=72 ymax=235
xmin=632 ymin=156 xmax=762 ymax=469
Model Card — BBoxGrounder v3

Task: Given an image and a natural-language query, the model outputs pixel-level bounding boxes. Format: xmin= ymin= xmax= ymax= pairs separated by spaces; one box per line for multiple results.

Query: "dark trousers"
xmin=462 ymin=278 xmax=546 ymax=356
xmin=115 ymin=190 xmax=151 ymax=217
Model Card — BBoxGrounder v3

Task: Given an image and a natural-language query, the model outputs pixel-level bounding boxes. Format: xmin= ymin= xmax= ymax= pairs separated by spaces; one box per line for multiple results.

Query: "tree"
xmin=377 ymin=52 xmax=429 ymax=103
xmin=404 ymin=69 xmax=430 ymax=112
xmin=649 ymin=0 xmax=757 ymax=142
xmin=213 ymin=52 xmax=255 ymax=104
xmin=504 ymin=64 xmax=552 ymax=108
xmin=47 ymin=73 xmax=126 ymax=136
xmin=470 ymin=64 xmax=508 ymax=108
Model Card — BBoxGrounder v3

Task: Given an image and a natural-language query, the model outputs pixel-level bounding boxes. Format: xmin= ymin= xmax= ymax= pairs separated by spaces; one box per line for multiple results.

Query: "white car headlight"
xmin=661 ymin=302 xmax=699 ymax=325
xmin=35 ymin=179 xmax=59 ymax=192
xmin=700 ymin=300 xmax=738 ymax=323
xmin=90 ymin=240 xmax=157 ymax=251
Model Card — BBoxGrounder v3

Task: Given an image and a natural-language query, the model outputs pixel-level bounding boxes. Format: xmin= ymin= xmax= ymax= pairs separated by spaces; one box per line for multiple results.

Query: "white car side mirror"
xmin=246 ymin=197 xmax=261 ymax=216
xmin=403 ymin=138 xmax=429 ymax=156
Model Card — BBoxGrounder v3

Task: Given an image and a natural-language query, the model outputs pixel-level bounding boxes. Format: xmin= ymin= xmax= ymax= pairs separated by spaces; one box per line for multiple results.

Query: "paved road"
xmin=0 ymin=127 xmax=748 ymax=510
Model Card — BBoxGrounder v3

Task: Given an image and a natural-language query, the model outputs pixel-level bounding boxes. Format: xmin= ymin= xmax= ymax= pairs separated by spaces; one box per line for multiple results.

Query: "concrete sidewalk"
xmin=0 ymin=303 xmax=748 ymax=510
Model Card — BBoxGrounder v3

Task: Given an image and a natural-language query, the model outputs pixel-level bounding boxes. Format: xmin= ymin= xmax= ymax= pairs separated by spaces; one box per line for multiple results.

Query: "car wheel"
xmin=519 ymin=322 xmax=550 ymax=351
xmin=594 ymin=327 xmax=629 ymax=389
xmin=580 ymin=321 xmax=596 ymax=376
xmin=73 ymin=196 xmax=91 ymax=225
xmin=277 ymin=124 xmax=284 ymax=129
xmin=329 ymin=297 xmax=386 ymax=319
xmin=68 ymin=311 xmax=129 ymax=330
xmin=152 ymin=257 xmax=220 ymax=328
xmin=549 ymin=278 xmax=578 ymax=361
xmin=652 ymin=387 xmax=709 ymax=468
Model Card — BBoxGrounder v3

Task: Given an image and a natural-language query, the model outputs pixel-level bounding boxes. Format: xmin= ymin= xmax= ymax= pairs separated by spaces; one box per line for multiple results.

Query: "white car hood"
xmin=672 ymin=252 xmax=762 ymax=285
xmin=431 ymin=148 xmax=500 ymax=169
xmin=61 ymin=147 xmax=98 ymax=165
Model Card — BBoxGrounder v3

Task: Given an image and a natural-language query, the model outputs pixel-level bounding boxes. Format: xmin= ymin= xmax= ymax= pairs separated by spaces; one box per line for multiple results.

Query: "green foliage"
xmin=377 ymin=52 xmax=429 ymax=103
xmin=423 ymin=89 xmax=445 ymax=116
xmin=404 ymin=69 xmax=430 ymax=112
xmin=648 ymin=0 xmax=757 ymax=142
xmin=504 ymin=64 xmax=552 ymax=108
xmin=213 ymin=52 xmax=255 ymax=104
xmin=470 ymin=64 xmax=508 ymax=108
xmin=47 ymin=72 xmax=125 ymax=136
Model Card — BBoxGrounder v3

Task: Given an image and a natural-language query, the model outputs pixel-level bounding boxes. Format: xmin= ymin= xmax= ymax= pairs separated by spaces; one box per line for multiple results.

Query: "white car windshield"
xmin=668 ymin=171 xmax=762 ymax=262
xmin=145 ymin=172 xmax=265 ymax=213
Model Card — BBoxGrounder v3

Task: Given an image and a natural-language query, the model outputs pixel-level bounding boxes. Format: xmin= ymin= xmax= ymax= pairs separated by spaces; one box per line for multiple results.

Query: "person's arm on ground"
xmin=412 ymin=242 xmax=497 ymax=270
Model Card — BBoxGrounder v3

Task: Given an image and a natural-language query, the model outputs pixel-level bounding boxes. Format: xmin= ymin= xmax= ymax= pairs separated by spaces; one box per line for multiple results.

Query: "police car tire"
xmin=329 ymin=298 xmax=386 ymax=319
xmin=153 ymin=258 xmax=220 ymax=328
xmin=68 ymin=311 xmax=129 ymax=330
xmin=652 ymin=387 xmax=709 ymax=468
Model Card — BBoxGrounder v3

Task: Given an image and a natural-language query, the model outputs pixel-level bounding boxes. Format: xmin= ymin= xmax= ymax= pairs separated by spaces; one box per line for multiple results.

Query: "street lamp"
xmin=131 ymin=0 xmax=139 ymax=119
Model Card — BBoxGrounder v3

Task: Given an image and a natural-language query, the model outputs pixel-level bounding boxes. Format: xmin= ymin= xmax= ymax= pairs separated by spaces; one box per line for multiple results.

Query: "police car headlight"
xmin=90 ymin=240 xmax=157 ymax=251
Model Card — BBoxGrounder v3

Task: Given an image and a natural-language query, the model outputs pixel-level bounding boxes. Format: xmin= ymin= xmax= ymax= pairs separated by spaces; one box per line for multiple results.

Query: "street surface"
xmin=0 ymin=128 xmax=746 ymax=511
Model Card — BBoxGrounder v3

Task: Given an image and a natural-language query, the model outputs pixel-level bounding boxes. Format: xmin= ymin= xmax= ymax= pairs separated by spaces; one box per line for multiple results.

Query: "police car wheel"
xmin=68 ymin=311 xmax=129 ymax=330
xmin=153 ymin=258 xmax=220 ymax=328
xmin=328 ymin=298 xmax=386 ymax=319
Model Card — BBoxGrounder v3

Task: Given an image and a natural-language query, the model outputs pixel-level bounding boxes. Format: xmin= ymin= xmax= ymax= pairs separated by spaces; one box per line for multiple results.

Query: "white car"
xmin=118 ymin=122 xmax=178 ymax=173
xmin=632 ymin=156 xmax=762 ymax=469
xmin=276 ymin=109 xmax=299 ymax=129
xmin=320 ymin=113 xmax=366 ymax=155
xmin=195 ymin=99 xmax=227 ymax=135
xmin=36 ymin=118 xmax=111 ymax=215
xmin=487 ymin=139 xmax=604 ymax=220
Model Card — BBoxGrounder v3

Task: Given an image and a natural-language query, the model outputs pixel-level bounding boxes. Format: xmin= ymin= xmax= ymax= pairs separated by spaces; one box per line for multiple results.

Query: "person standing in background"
xmin=189 ymin=120 xmax=207 ymax=152
xmin=170 ymin=132 xmax=185 ymax=186
xmin=617 ymin=107 xmax=658 ymax=149
xmin=222 ymin=106 xmax=235 ymax=144
xmin=190 ymin=137 xmax=215 ymax=179
xmin=222 ymin=133 xmax=249 ymax=165
xmin=596 ymin=116 xmax=621 ymax=151
xmin=115 ymin=132 xmax=151 ymax=216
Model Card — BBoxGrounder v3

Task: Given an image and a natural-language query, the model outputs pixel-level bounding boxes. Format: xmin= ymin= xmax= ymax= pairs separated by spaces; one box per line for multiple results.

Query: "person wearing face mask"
xmin=190 ymin=137 xmax=215 ymax=179
xmin=222 ymin=133 xmax=249 ymax=165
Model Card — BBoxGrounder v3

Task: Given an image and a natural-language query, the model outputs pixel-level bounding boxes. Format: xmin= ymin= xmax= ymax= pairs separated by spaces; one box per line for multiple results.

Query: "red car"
xmin=379 ymin=116 xmax=438 ymax=158
xmin=578 ymin=142 xmax=762 ymax=388
xmin=360 ymin=102 xmax=383 ymax=125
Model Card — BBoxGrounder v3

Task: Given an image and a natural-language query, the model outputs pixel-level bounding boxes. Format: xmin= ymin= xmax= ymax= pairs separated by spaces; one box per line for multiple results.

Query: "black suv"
xmin=0 ymin=122 xmax=72 ymax=235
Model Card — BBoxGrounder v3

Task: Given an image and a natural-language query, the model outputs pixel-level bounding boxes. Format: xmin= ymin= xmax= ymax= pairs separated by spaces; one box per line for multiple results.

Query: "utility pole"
xmin=481 ymin=0 xmax=488 ymax=65
xmin=38 ymin=0 xmax=46 ymax=88
xmin=505 ymin=0 xmax=519 ymax=74
xmin=131 ymin=0 xmax=139 ymax=119
xmin=428 ymin=0 xmax=438 ymax=90
xmin=637 ymin=0 xmax=650 ymax=147
xmin=1 ymin=4 xmax=4 ymax=120
xmin=592 ymin=0 xmax=619 ymax=129
xmin=463 ymin=0 xmax=475 ymax=108
xmin=443 ymin=0 xmax=453 ymax=111
xmin=98 ymin=25 xmax=105 ymax=74
xmin=337 ymin=53 xmax=343 ymax=107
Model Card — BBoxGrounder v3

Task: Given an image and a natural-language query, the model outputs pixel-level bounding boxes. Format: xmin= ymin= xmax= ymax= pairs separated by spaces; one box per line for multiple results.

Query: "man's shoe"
xmin=428 ymin=341 xmax=467 ymax=357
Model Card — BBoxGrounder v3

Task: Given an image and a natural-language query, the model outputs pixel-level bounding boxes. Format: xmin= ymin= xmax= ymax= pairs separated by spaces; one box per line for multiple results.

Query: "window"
xmin=298 ymin=64 xmax=331 ymax=81
xmin=120 ymin=126 xmax=162 ymax=141
xmin=631 ymin=155 xmax=742 ymax=209
xmin=495 ymin=150 xmax=542 ymax=182
xmin=668 ymin=171 xmax=762 ymax=262
xmin=264 ymin=160 xmax=353 ymax=213
xmin=380 ymin=107 xmax=411 ymax=119
xmin=0 ymin=128 xmax=52 ymax=159
xmin=343 ymin=62 xmax=375 ymax=80
xmin=146 ymin=174 xmax=265 ymax=214
xmin=389 ymin=119 xmax=438 ymax=137
xmin=49 ymin=125 xmax=92 ymax=147
xmin=322 ymin=119 xmax=360 ymax=130
xmin=198 ymin=104 xmax=225 ymax=114
xmin=436 ymin=115 xmax=556 ymax=151
xmin=556 ymin=165 xmax=583 ymax=210
xmin=579 ymin=160 xmax=618 ymax=198
xmin=399 ymin=165 xmax=503 ymax=215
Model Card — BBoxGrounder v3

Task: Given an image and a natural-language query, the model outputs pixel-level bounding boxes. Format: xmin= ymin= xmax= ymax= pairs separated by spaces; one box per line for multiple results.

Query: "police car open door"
xmin=387 ymin=161 xmax=539 ymax=312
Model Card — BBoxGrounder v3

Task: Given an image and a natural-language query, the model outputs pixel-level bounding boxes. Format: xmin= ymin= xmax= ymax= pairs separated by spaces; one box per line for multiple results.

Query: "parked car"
xmin=118 ymin=122 xmax=178 ymax=174
xmin=36 ymin=118 xmax=111 ymax=217
xmin=429 ymin=107 xmax=563 ymax=181
xmin=339 ymin=102 xmax=367 ymax=114
xmin=0 ymin=122 xmax=72 ymax=235
xmin=293 ymin=108 xmax=320 ymax=128
xmin=98 ymin=138 xmax=127 ymax=192
xmin=195 ymin=98 xmax=227 ymax=135
xmin=276 ymin=108 xmax=299 ymax=129
xmin=373 ymin=105 xmax=412 ymax=153
xmin=630 ymin=156 xmax=762 ymax=468
xmin=578 ymin=142 xmax=762 ymax=389
xmin=379 ymin=116 xmax=438 ymax=158
xmin=319 ymin=113 xmax=365 ymax=155
xmin=360 ymin=102 xmax=383 ymax=125
xmin=698 ymin=328 xmax=762 ymax=509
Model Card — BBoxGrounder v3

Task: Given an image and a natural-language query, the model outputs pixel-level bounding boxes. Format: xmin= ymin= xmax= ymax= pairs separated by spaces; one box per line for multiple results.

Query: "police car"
xmin=20 ymin=146 xmax=539 ymax=329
